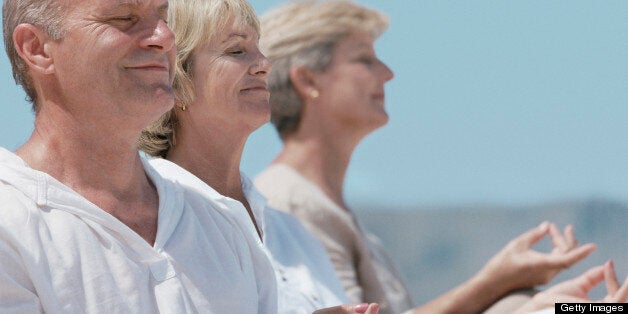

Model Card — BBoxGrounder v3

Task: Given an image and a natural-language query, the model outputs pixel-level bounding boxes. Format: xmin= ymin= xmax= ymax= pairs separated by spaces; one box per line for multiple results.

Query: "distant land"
xmin=356 ymin=198 xmax=628 ymax=305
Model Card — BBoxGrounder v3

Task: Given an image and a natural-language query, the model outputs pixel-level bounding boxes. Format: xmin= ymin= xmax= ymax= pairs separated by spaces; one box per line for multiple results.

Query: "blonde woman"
xmin=140 ymin=0 xmax=379 ymax=313
xmin=254 ymin=1 xmax=598 ymax=313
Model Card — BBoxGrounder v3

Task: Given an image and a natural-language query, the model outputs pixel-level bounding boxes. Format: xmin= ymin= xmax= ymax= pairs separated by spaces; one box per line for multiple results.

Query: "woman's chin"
xmin=372 ymin=109 xmax=390 ymax=126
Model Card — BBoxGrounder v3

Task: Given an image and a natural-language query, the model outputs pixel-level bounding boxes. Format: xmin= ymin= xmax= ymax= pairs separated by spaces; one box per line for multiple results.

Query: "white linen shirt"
xmin=149 ymin=158 xmax=349 ymax=314
xmin=0 ymin=147 xmax=277 ymax=314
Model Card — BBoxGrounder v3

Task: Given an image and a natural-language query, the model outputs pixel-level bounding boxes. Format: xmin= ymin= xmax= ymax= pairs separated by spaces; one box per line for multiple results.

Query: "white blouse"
xmin=149 ymin=158 xmax=349 ymax=313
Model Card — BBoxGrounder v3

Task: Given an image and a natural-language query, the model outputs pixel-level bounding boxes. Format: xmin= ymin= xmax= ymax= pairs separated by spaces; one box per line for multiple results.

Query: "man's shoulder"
xmin=174 ymin=179 xmax=245 ymax=232
xmin=0 ymin=181 xmax=43 ymax=241
xmin=0 ymin=181 xmax=38 ymax=216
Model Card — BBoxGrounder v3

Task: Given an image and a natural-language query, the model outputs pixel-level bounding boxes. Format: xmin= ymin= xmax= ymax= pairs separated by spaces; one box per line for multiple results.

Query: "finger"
xmin=563 ymin=225 xmax=578 ymax=249
xmin=313 ymin=303 xmax=369 ymax=314
xmin=515 ymin=221 xmax=550 ymax=248
xmin=609 ymin=276 xmax=628 ymax=302
xmin=570 ymin=264 xmax=606 ymax=294
xmin=550 ymin=296 xmax=593 ymax=304
xmin=549 ymin=223 xmax=568 ymax=251
xmin=605 ymin=260 xmax=620 ymax=296
xmin=364 ymin=303 xmax=379 ymax=314
xmin=546 ymin=243 xmax=596 ymax=268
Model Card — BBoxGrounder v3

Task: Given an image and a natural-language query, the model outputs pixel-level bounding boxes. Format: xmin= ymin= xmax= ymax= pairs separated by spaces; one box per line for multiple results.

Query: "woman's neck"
xmin=168 ymin=131 xmax=244 ymax=199
xmin=167 ymin=124 xmax=262 ymax=239
xmin=273 ymin=132 xmax=359 ymax=210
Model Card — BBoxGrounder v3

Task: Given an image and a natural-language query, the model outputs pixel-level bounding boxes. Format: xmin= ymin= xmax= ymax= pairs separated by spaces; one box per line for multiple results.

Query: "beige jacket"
xmin=256 ymin=163 xmax=535 ymax=314
xmin=255 ymin=164 xmax=415 ymax=314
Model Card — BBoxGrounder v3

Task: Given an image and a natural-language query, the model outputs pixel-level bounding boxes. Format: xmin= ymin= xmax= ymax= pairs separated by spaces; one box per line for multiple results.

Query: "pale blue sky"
xmin=2 ymin=1 xmax=628 ymax=208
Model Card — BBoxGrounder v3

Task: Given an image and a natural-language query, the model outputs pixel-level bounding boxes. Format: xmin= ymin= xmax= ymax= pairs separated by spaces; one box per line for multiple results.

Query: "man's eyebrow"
xmin=99 ymin=0 xmax=139 ymax=13
xmin=100 ymin=1 xmax=169 ymax=19
xmin=108 ymin=0 xmax=168 ymax=11
xmin=113 ymin=0 xmax=142 ymax=7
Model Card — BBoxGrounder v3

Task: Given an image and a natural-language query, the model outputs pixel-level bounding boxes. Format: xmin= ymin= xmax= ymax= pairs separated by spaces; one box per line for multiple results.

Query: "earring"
xmin=181 ymin=104 xmax=187 ymax=111
xmin=310 ymin=90 xmax=319 ymax=99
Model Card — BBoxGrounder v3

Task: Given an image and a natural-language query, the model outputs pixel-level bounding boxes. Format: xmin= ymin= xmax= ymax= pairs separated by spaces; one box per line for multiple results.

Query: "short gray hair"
xmin=140 ymin=0 xmax=260 ymax=158
xmin=260 ymin=0 xmax=388 ymax=140
xmin=3 ymin=0 xmax=67 ymax=112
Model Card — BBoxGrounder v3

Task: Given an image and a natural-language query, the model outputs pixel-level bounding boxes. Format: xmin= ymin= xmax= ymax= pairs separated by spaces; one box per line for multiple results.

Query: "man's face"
xmin=49 ymin=0 xmax=175 ymax=125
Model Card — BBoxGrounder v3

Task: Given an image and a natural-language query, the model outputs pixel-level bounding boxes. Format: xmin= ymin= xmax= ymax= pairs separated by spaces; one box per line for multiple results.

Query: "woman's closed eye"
xmin=357 ymin=56 xmax=377 ymax=66
xmin=226 ymin=47 xmax=246 ymax=56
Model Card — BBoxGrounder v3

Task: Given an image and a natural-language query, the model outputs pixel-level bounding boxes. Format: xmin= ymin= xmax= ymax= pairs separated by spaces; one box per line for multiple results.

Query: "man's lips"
xmin=126 ymin=62 xmax=169 ymax=71
xmin=241 ymin=85 xmax=269 ymax=95
xmin=241 ymin=84 xmax=268 ymax=92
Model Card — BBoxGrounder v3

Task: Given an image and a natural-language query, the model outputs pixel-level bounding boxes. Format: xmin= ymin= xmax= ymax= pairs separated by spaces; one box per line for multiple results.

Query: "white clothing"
xmin=0 ymin=147 xmax=277 ymax=314
xmin=149 ymin=158 xmax=349 ymax=313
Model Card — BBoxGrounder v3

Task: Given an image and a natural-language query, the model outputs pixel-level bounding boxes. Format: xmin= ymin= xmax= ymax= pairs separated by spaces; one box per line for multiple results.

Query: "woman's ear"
xmin=289 ymin=66 xmax=320 ymax=101
xmin=13 ymin=23 xmax=56 ymax=75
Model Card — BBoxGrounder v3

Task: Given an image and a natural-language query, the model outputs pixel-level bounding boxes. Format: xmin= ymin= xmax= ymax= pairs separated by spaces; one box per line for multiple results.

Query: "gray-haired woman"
xmin=254 ymin=1 xmax=598 ymax=313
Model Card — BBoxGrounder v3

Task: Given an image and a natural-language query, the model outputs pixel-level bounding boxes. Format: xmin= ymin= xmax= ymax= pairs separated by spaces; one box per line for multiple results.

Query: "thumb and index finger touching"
xmin=515 ymin=221 xmax=596 ymax=266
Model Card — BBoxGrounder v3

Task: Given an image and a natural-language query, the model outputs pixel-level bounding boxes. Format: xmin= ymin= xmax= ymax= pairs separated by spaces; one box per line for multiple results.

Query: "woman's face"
xmin=311 ymin=31 xmax=394 ymax=132
xmin=189 ymin=19 xmax=271 ymax=135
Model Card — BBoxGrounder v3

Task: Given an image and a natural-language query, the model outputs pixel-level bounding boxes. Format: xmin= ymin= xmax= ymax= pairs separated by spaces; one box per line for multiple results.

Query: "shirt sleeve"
xmin=0 ymin=238 xmax=42 ymax=313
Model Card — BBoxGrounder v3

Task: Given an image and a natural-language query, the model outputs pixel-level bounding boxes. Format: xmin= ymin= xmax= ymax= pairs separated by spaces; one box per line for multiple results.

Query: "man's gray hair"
xmin=3 ymin=0 xmax=67 ymax=112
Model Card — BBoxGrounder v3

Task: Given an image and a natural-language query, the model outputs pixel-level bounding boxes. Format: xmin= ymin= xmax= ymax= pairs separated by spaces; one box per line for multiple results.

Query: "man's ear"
xmin=289 ymin=66 xmax=320 ymax=100
xmin=13 ymin=23 xmax=56 ymax=75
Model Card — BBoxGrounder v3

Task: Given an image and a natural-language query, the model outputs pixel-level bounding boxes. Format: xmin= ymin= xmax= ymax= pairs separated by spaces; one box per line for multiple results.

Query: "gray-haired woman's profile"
xmin=254 ymin=1 xmax=600 ymax=313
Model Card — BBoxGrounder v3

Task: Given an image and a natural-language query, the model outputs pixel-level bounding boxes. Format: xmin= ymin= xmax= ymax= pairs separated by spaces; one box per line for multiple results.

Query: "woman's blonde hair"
xmin=140 ymin=0 xmax=260 ymax=158
xmin=260 ymin=0 xmax=388 ymax=140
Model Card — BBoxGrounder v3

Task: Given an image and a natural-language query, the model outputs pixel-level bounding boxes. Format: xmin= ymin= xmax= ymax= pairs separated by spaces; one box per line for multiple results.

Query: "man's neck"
xmin=16 ymin=114 xmax=159 ymax=245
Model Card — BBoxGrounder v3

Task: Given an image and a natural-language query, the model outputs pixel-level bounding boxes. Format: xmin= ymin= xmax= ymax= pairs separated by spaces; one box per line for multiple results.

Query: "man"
xmin=0 ymin=0 xmax=276 ymax=312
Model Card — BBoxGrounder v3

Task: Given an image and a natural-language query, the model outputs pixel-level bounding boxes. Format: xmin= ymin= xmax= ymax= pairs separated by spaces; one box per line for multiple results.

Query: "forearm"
xmin=410 ymin=268 xmax=512 ymax=314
